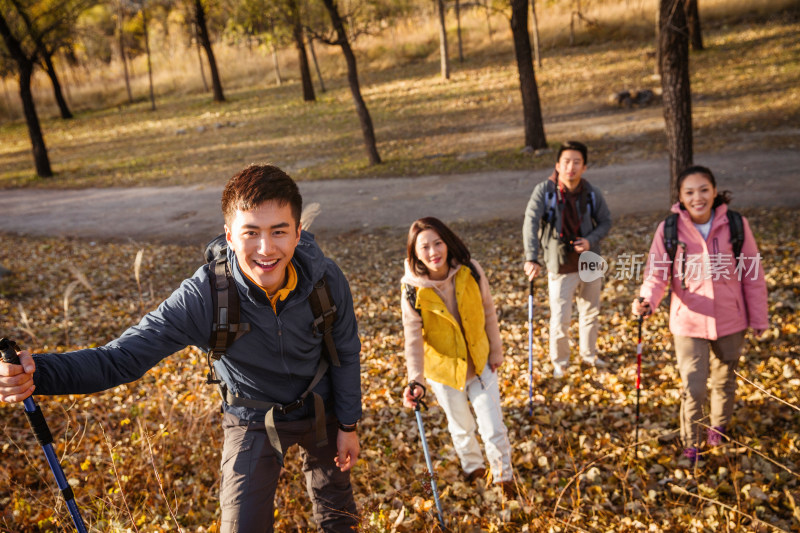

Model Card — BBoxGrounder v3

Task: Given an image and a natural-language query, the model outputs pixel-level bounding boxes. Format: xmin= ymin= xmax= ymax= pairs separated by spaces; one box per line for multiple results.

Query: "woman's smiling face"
xmin=414 ymin=229 xmax=449 ymax=279
xmin=679 ymin=172 xmax=717 ymax=224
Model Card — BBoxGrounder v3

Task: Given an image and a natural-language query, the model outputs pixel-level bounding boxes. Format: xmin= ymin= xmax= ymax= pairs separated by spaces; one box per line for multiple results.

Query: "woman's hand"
xmin=632 ymin=298 xmax=651 ymax=317
xmin=402 ymin=384 xmax=424 ymax=409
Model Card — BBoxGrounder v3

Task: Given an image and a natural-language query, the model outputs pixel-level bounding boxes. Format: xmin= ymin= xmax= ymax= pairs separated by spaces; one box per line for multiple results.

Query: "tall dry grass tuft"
xmin=62 ymin=280 xmax=80 ymax=346
xmin=16 ymin=303 xmax=40 ymax=346
xmin=134 ymin=249 xmax=145 ymax=316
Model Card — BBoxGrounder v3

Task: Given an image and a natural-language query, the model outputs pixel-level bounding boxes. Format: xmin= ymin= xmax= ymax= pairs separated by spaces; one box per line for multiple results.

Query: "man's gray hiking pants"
xmin=220 ymin=413 xmax=357 ymax=532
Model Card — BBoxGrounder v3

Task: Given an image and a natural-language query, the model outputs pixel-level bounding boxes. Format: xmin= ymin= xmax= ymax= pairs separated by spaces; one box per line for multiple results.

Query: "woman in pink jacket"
xmin=632 ymin=166 xmax=768 ymax=462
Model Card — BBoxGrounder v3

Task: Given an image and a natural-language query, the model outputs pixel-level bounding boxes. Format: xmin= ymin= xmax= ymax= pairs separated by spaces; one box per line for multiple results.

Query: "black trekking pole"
xmin=408 ymin=381 xmax=446 ymax=531
xmin=633 ymin=298 xmax=650 ymax=453
xmin=527 ymin=279 xmax=535 ymax=416
xmin=0 ymin=338 xmax=88 ymax=533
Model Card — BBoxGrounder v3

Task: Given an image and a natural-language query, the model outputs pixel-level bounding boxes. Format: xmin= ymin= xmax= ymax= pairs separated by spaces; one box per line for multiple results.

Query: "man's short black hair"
xmin=556 ymin=141 xmax=588 ymax=165
xmin=222 ymin=164 xmax=302 ymax=227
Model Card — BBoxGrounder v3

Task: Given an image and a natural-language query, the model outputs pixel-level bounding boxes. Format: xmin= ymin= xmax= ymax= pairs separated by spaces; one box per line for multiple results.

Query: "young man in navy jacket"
xmin=0 ymin=165 xmax=362 ymax=532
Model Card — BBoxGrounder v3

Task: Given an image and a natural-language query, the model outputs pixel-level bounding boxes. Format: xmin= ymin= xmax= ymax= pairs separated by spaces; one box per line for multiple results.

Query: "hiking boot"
xmin=707 ymin=425 xmax=727 ymax=447
xmin=682 ymin=447 xmax=699 ymax=464
xmin=552 ymin=363 xmax=566 ymax=378
xmin=497 ymin=481 xmax=517 ymax=499
xmin=465 ymin=467 xmax=486 ymax=483
xmin=582 ymin=356 xmax=608 ymax=368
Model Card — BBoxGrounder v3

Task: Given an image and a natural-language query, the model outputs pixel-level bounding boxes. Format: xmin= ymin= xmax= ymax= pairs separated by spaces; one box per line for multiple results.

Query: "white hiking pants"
xmin=429 ymin=363 xmax=513 ymax=482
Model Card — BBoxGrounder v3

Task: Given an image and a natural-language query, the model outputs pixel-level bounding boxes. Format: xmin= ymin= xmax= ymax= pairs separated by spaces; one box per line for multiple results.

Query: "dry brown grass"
xmin=0 ymin=0 xmax=798 ymax=188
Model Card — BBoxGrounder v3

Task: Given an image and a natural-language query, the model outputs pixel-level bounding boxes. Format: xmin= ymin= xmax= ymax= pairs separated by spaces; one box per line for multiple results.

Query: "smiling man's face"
xmin=224 ymin=200 xmax=301 ymax=294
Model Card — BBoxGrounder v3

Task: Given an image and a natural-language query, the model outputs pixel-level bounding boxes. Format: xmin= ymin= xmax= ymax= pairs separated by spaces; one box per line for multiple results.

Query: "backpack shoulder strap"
xmin=208 ymin=259 xmax=251 ymax=360
xmin=308 ymin=276 xmax=340 ymax=367
xmin=403 ymin=283 xmax=421 ymax=315
xmin=663 ymin=213 xmax=680 ymax=262
xmin=467 ymin=261 xmax=481 ymax=283
xmin=727 ymin=210 xmax=745 ymax=258
xmin=545 ymin=189 xmax=557 ymax=221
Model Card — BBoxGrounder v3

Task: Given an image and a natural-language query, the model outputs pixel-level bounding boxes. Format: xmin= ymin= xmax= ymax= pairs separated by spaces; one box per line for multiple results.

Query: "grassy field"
xmin=1 ymin=208 xmax=798 ymax=531
xmin=0 ymin=1 xmax=798 ymax=188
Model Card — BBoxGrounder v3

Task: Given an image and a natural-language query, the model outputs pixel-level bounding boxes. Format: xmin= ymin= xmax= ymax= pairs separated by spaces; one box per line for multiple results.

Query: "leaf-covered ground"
xmin=1 ymin=208 xmax=798 ymax=532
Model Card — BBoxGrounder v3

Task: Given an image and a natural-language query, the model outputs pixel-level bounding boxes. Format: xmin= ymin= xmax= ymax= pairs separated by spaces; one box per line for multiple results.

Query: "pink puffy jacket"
xmin=639 ymin=203 xmax=768 ymax=340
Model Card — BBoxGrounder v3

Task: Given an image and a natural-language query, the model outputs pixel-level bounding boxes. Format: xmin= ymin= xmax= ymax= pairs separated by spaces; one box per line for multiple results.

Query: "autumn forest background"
xmin=1 ymin=0 xmax=799 ymax=531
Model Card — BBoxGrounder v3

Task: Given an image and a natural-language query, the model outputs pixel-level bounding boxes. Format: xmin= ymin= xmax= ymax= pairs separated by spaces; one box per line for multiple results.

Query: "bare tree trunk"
xmin=195 ymin=22 xmax=209 ymax=92
xmin=42 ymin=52 xmax=72 ymax=119
xmin=436 ymin=0 xmax=450 ymax=79
xmin=531 ymin=0 xmax=541 ymax=67
xmin=118 ymin=4 xmax=133 ymax=103
xmin=0 ymin=12 xmax=52 ymax=177
xmin=271 ymin=41 xmax=283 ymax=86
xmin=483 ymin=0 xmax=494 ymax=43
xmin=455 ymin=0 xmax=464 ymax=62
xmin=659 ymin=0 xmax=693 ymax=202
xmin=288 ymin=0 xmax=315 ymax=101
xmin=142 ymin=4 xmax=156 ymax=110
xmin=306 ymin=29 xmax=326 ymax=92
xmin=510 ymin=0 xmax=547 ymax=150
xmin=194 ymin=0 xmax=224 ymax=102
xmin=685 ymin=0 xmax=703 ymax=51
xmin=320 ymin=0 xmax=381 ymax=165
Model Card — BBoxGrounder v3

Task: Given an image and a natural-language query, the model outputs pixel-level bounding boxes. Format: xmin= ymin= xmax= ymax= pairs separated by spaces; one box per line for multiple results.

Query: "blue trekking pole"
xmin=408 ymin=381 xmax=446 ymax=531
xmin=0 ymin=338 xmax=88 ymax=533
xmin=527 ymin=279 xmax=535 ymax=416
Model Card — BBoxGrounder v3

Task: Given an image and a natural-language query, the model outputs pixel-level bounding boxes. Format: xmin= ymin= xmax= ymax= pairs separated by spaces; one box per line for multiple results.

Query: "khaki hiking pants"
xmin=547 ymin=272 xmax=602 ymax=367
xmin=219 ymin=413 xmax=357 ymax=533
xmin=674 ymin=330 xmax=745 ymax=448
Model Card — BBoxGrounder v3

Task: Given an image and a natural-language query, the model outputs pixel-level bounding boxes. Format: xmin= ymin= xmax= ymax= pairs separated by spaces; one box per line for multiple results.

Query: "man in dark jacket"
xmin=522 ymin=141 xmax=612 ymax=378
xmin=0 ymin=165 xmax=362 ymax=532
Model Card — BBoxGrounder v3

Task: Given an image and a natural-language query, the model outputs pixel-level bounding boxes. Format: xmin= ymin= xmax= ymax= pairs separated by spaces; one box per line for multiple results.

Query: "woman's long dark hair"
xmin=407 ymin=217 xmax=471 ymax=277
xmin=676 ymin=165 xmax=732 ymax=209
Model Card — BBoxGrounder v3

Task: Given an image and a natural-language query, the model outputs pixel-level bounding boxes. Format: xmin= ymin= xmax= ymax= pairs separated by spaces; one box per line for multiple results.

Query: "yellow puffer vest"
xmin=414 ymin=265 xmax=490 ymax=390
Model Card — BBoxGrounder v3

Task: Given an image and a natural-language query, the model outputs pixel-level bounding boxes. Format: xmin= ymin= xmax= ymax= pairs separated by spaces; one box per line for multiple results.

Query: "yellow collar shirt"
xmin=243 ymin=262 xmax=298 ymax=312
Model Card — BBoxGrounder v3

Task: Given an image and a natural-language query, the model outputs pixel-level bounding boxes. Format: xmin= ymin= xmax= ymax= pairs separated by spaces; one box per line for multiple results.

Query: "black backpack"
xmin=662 ymin=210 xmax=745 ymax=290
xmin=203 ymin=233 xmax=340 ymax=465
xmin=403 ymin=261 xmax=481 ymax=315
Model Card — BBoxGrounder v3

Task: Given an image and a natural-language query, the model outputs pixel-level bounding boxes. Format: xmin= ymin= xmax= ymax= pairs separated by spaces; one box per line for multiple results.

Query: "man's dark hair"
xmin=406 ymin=217 xmax=472 ymax=277
xmin=556 ymin=141 xmax=588 ymax=165
xmin=222 ymin=164 xmax=302 ymax=227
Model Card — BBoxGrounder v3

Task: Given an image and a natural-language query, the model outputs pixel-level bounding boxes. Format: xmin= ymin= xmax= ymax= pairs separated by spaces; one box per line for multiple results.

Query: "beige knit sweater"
xmin=400 ymin=258 xmax=504 ymax=386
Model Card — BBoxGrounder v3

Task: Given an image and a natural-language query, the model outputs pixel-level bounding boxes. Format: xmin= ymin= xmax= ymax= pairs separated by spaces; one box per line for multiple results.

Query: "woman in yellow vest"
xmin=401 ymin=217 xmax=514 ymax=496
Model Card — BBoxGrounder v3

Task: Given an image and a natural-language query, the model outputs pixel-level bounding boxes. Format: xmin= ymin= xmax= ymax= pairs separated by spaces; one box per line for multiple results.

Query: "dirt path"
xmin=2 ymin=149 xmax=799 ymax=245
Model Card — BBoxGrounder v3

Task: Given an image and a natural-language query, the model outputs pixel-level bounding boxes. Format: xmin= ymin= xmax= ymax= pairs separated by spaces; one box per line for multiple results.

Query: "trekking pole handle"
xmin=0 ymin=338 xmax=21 ymax=365
xmin=635 ymin=297 xmax=652 ymax=318
xmin=408 ymin=381 xmax=427 ymax=411
xmin=529 ymin=279 xmax=534 ymax=296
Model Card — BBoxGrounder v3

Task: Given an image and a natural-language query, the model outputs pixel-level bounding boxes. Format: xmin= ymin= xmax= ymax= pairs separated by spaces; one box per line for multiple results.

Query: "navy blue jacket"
xmin=32 ymin=231 xmax=362 ymax=424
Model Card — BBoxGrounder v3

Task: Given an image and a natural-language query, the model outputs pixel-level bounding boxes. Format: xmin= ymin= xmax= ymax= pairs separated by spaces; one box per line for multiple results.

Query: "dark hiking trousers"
xmin=220 ymin=413 xmax=358 ymax=533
